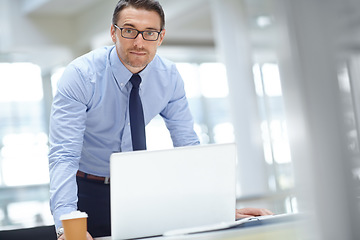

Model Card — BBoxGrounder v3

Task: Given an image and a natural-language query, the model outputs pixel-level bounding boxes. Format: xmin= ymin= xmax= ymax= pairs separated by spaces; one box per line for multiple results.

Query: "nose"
xmin=133 ymin=32 xmax=145 ymax=48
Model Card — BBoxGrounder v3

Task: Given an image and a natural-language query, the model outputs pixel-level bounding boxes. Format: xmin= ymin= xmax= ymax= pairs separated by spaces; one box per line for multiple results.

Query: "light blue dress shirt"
xmin=48 ymin=45 xmax=199 ymax=228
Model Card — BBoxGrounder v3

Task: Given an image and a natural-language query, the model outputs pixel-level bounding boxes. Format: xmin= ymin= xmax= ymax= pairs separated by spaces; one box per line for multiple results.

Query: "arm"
xmin=160 ymin=67 xmax=200 ymax=147
xmin=48 ymin=64 xmax=91 ymax=229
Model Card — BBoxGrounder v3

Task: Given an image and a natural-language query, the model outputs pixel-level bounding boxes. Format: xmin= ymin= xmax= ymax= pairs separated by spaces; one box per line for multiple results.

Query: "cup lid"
xmin=60 ymin=211 xmax=88 ymax=220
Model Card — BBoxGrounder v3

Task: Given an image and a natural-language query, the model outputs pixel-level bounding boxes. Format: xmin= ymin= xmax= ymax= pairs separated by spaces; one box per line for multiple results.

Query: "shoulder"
xmin=69 ymin=46 xmax=112 ymax=77
xmin=60 ymin=46 xmax=113 ymax=87
xmin=143 ymin=55 xmax=185 ymax=94
xmin=56 ymin=46 xmax=113 ymax=103
xmin=151 ymin=54 xmax=178 ymax=73
xmin=147 ymin=55 xmax=182 ymax=85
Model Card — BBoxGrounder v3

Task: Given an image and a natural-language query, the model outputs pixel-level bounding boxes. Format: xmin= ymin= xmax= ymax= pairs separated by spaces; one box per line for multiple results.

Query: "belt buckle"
xmin=104 ymin=177 xmax=110 ymax=184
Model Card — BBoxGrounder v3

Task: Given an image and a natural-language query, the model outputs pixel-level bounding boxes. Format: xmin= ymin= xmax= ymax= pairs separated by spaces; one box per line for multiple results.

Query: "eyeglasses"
xmin=114 ymin=25 xmax=162 ymax=41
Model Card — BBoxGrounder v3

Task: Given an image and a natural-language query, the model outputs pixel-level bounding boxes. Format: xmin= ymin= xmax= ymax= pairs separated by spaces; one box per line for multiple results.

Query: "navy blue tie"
xmin=129 ymin=74 xmax=146 ymax=151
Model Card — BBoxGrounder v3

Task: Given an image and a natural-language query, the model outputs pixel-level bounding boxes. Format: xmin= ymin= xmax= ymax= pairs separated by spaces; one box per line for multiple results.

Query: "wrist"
xmin=56 ymin=227 xmax=64 ymax=239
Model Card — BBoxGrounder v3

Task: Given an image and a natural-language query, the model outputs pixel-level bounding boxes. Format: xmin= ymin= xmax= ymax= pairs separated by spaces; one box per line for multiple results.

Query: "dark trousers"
xmin=76 ymin=176 xmax=111 ymax=238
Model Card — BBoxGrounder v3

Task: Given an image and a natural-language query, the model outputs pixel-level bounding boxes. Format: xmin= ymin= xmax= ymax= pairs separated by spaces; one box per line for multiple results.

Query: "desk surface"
xmin=94 ymin=221 xmax=301 ymax=240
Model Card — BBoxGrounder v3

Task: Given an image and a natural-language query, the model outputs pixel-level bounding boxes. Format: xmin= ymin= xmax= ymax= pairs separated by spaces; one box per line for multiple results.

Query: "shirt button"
xmin=128 ymin=122 xmax=130 ymax=126
xmin=120 ymin=83 xmax=124 ymax=87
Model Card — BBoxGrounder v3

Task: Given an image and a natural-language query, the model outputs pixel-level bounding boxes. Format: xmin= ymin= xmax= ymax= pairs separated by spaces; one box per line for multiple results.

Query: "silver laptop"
xmin=110 ymin=143 xmax=237 ymax=239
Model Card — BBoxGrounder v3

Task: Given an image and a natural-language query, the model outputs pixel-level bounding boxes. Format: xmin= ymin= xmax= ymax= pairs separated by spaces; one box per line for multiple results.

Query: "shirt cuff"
xmin=53 ymin=206 xmax=77 ymax=229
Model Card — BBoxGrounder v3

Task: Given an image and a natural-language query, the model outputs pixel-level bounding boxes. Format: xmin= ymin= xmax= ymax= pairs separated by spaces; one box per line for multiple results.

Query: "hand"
xmin=58 ymin=231 xmax=94 ymax=240
xmin=236 ymin=207 xmax=274 ymax=220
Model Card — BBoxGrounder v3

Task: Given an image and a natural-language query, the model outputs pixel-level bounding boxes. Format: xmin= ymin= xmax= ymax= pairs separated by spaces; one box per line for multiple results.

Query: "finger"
xmin=263 ymin=209 xmax=274 ymax=215
xmin=236 ymin=208 xmax=273 ymax=217
xmin=58 ymin=234 xmax=65 ymax=240
xmin=236 ymin=207 xmax=258 ymax=216
xmin=256 ymin=208 xmax=274 ymax=216
xmin=236 ymin=213 xmax=254 ymax=219
xmin=86 ymin=231 xmax=94 ymax=240
xmin=236 ymin=209 xmax=255 ymax=219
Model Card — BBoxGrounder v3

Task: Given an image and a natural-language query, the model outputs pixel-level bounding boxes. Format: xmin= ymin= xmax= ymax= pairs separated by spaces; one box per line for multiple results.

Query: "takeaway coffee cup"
xmin=60 ymin=211 xmax=88 ymax=240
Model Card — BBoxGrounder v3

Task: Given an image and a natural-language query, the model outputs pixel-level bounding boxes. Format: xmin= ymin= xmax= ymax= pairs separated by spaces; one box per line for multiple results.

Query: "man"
xmin=49 ymin=0 xmax=272 ymax=239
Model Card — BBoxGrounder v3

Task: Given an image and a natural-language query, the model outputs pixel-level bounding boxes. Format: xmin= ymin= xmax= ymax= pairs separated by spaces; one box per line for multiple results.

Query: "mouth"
xmin=129 ymin=50 xmax=147 ymax=56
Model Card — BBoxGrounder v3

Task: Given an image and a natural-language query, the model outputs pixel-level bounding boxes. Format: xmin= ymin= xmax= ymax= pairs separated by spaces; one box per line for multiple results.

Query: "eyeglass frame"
xmin=114 ymin=24 xmax=163 ymax=41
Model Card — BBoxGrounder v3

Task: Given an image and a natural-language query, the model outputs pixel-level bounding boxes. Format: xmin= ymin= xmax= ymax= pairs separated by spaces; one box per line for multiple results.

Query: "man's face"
xmin=111 ymin=7 xmax=165 ymax=73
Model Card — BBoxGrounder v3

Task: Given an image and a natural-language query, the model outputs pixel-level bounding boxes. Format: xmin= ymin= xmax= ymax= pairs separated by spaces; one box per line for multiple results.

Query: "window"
xmin=253 ymin=63 xmax=294 ymax=192
xmin=0 ymin=63 xmax=53 ymax=229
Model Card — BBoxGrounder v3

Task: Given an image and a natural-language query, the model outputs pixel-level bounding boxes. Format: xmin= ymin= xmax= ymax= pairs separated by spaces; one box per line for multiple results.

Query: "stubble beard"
xmin=123 ymin=48 xmax=151 ymax=69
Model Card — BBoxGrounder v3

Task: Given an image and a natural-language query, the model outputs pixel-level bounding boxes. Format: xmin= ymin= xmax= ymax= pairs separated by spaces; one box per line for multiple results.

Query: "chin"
xmin=129 ymin=60 xmax=149 ymax=68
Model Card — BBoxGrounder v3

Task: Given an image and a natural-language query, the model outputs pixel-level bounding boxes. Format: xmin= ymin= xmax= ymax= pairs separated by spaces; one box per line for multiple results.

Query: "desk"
xmin=94 ymin=221 xmax=300 ymax=240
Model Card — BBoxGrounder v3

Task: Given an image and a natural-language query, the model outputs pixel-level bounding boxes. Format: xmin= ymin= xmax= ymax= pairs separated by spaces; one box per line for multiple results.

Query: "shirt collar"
xmin=110 ymin=46 xmax=132 ymax=90
xmin=138 ymin=56 xmax=154 ymax=81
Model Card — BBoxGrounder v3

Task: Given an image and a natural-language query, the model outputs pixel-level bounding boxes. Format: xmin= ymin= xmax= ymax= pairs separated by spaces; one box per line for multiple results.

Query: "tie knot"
xmin=130 ymin=74 xmax=141 ymax=89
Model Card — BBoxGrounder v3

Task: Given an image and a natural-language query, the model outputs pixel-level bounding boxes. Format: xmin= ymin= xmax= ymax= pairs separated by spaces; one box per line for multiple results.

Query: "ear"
xmin=110 ymin=24 xmax=117 ymax=43
xmin=157 ymin=29 xmax=166 ymax=47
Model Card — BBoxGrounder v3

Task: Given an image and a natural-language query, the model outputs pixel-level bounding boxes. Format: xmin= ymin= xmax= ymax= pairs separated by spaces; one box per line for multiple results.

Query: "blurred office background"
xmin=0 ymin=0 xmax=359 ymax=239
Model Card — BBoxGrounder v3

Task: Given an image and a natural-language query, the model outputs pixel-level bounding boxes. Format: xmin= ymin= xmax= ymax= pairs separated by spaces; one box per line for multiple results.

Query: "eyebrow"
xmin=122 ymin=23 xmax=160 ymax=31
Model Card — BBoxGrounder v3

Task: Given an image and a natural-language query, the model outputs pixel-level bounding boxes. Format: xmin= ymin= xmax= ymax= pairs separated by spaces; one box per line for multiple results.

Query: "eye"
xmin=125 ymin=28 xmax=135 ymax=34
xmin=144 ymin=31 xmax=155 ymax=36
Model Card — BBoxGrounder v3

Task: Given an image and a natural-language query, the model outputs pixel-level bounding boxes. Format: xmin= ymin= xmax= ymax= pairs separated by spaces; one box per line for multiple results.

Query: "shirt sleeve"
xmin=48 ymin=64 xmax=91 ymax=229
xmin=160 ymin=66 xmax=200 ymax=147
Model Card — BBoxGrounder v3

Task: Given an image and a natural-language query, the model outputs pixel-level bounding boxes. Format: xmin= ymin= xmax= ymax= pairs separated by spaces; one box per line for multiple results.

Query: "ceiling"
xmin=22 ymin=0 xmax=217 ymax=46
xmin=2 ymin=0 xmax=360 ymax=69
xmin=2 ymin=0 xmax=221 ymax=67
xmin=22 ymin=0 xmax=103 ymax=15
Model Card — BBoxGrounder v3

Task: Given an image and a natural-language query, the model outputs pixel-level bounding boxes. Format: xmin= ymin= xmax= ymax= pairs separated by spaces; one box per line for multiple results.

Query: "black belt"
xmin=76 ymin=170 xmax=110 ymax=184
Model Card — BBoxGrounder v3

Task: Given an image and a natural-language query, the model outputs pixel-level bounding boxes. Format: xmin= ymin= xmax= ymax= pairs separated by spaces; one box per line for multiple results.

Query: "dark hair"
xmin=112 ymin=0 xmax=165 ymax=30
